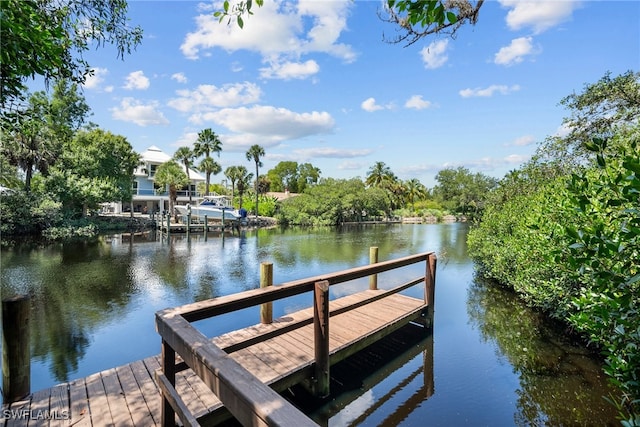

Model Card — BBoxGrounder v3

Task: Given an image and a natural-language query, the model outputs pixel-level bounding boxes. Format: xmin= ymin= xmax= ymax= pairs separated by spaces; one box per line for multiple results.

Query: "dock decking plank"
xmin=115 ymin=364 xmax=157 ymax=427
xmin=101 ymin=368 xmax=135 ymax=426
xmin=84 ymin=372 xmax=114 ymax=426
xmin=48 ymin=384 xmax=69 ymax=427
xmin=68 ymin=378 xmax=91 ymax=427
xmin=129 ymin=359 xmax=162 ymax=425
xmin=26 ymin=387 xmax=49 ymax=427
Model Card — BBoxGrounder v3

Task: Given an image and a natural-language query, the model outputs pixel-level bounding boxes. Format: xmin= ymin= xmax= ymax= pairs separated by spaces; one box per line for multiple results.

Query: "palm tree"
xmin=194 ymin=128 xmax=222 ymax=158
xmin=154 ymin=160 xmax=189 ymax=222
xmin=197 ymin=157 xmax=221 ymax=196
xmin=405 ymin=178 xmax=428 ymax=211
xmin=224 ymin=166 xmax=240 ymax=199
xmin=246 ymin=144 xmax=265 ymax=219
xmin=365 ymin=162 xmax=397 ymax=219
xmin=365 ymin=161 xmax=395 ymax=188
xmin=174 ymin=146 xmax=195 ymax=203
xmin=194 ymin=129 xmax=222 ymax=194
xmin=234 ymin=166 xmax=253 ymax=209
xmin=2 ymin=104 xmax=57 ymax=192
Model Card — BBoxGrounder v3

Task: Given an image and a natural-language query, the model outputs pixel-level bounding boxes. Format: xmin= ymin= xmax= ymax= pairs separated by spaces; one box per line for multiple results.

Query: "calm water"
xmin=1 ymin=224 xmax=620 ymax=425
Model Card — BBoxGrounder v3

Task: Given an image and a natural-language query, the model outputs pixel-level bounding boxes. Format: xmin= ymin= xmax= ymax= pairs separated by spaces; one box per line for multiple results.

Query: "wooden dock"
xmin=2 ymin=251 xmax=436 ymax=427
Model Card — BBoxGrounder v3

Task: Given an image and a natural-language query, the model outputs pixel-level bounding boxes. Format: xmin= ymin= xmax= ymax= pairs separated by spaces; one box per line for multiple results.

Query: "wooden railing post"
xmin=313 ymin=280 xmax=330 ymax=397
xmin=423 ymin=253 xmax=437 ymax=329
xmin=369 ymin=246 xmax=379 ymax=290
xmin=161 ymin=339 xmax=176 ymax=427
xmin=260 ymin=262 xmax=273 ymax=324
xmin=2 ymin=295 xmax=30 ymax=403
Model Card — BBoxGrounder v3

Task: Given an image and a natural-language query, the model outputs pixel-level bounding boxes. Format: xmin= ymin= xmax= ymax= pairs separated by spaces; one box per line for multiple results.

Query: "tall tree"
xmin=45 ymin=128 xmax=140 ymax=216
xmin=197 ymin=157 xmax=221 ymax=196
xmin=174 ymin=146 xmax=195 ymax=203
xmin=297 ymin=163 xmax=321 ymax=193
xmin=365 ymin=161 xmax=395 ymax=188
xmin=154 ymin=160 xmax=188 ymax=222
xmin=404 ymin=178 xmax=428 ymax=210
xmin=540 ymin=70 xmax=640 ymax=166
xmin=234 ymin=166 xmax=253 ymax=209
xmin=194 ymin=128 xmax=223 ymax=158
xmin=0 ymin=0 xmax=142 ymax=108
xmin=433 ymin=166 xmax=497 ymax=217
xmin=246 ymin=144 xmax=265 ymax=219
xmin=267 ymin=161 xmax=299 ymax=192
xmin=224 ymin=166 xmax=241 ymax=199
xmin=194 ymin=128 xmax=223 ymax=196
xmin=1 ymin=80 xmax=91 ymax=192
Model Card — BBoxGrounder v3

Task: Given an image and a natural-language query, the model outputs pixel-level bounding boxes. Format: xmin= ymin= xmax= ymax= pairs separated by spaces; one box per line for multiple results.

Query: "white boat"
xmin=174 ymin=196 xmax=242 ymax=221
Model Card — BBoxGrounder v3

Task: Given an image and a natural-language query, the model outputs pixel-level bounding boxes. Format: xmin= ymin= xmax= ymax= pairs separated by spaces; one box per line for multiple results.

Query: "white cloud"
xmin=494 ymin=37 xmax=539 ymax=66
xmin=171 ymin=72 xmax=188 ymax=83
xmin=168 ymin=82 xmax=262 ymax=112
xmin=499 ymin=0 xmax=580 ymax=34
xmin=199 ymin=105 xmax=335 ymax=141
xmin=260 ymin=59 xmax=320 ymax=80
xmin=180 ymin=0 xmax=355 ymax=64
xmin=420 ymin=39 xmax=449 ymax=69
xmin=111 ymin=98 xmax=169 ymax=126
xmin=361 ymin=97 xmax=384 ymax=112
xmin=459 ymin=84 xmax=521 ymax=98
xmin=508 ymin=135 xmax=536 ymax=147
xmin=405 ymin=95 xmax=432 ymax=110
xmin=123 ymin=71 xmax=150 ymax=90
xmin=84 ymin=67 xmax=109 ymax=90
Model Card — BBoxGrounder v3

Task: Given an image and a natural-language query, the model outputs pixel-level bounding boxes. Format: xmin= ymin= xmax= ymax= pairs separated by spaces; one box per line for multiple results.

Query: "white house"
xmin=108 ymin=145 xmax=205 ymax=214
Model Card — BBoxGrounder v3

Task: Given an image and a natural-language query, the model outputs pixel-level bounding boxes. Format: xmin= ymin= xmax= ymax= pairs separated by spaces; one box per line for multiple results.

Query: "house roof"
xmin=138 ymin=145 xmax=205 ymax=182
xmin=140 ymin=145 xmax=172 ymax=163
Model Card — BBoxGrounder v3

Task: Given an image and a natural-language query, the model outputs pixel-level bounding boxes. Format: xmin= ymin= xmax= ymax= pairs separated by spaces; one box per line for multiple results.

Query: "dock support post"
xmin=260 ymin=263 xmax=273 ymax=324
xmin=313 ymin=280 xmax=330 ymax=398
xmin=369 ymin=246 xmax=378 ymax=290
xmin=2 ymin=295 xmax=30 ymax=403
xmin=161 ymin=339 xmax=176 ymax=427
xmin=186 ymin=213 xmax=191 ymax=237
xmin=423 ymin=253 xmax=437 ymax=329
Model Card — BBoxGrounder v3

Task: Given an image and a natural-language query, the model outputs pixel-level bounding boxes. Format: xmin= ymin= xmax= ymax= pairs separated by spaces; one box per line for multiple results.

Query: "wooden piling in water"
xmin=313 ymin=280 xmax=330 ymax=398
xmin=369 ymin=246 xmax=379 ymax=290
xmin=260 ymin=263 xmax=273 ymax=324
xmin=2 ymin=295 xmax=30 ymax=403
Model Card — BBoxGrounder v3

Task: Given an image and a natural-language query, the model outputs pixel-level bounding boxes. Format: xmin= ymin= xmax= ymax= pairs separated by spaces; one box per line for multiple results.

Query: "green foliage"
xmin=0 ymin=191 xmax=63 ymax=235
xmin=43 ymin=128 xmax=140 ymax=216
xmin=277 ymin=178 xmax=388 ymax=226
xmin=559 ymin=131 xmax=640 ymax=417
xmin=266 ymin=161 xmax=320 ymax=193
xmin=239 ymin=193 xmax=278 ymax=217
xmin=155 ymin=160 xmax=188 ymax=217
xmin=468 ymin=126 xmax=640 ymax=420
xmin=0 ymin=0 xmax=142 ymax=108
xmin=433 ymin=166 xmax=498 ymax=219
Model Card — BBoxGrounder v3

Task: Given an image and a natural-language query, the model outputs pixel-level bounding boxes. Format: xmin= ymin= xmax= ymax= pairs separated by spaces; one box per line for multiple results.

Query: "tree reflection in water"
xmin=467 ymin=276 xmax=620 ymax=425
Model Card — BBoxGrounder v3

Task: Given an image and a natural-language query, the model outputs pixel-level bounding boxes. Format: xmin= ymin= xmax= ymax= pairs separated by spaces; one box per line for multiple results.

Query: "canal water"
xmin=0 ymin=224 xmax=620 ymax=425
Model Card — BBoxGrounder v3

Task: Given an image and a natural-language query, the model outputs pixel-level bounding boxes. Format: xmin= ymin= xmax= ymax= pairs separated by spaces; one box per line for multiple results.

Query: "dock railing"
xmin=155 ymin=250 xmax=437 ymax=427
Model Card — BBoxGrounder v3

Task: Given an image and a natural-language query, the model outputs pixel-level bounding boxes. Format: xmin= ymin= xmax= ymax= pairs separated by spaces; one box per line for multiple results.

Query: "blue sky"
xmin=72 ymin=0 xmax=638 ymax=187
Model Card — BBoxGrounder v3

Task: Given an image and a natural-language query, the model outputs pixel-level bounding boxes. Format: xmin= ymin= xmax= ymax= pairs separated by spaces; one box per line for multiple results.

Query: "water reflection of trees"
xmin=2 ymin=237 xmax=136 ymax=383
xmin=467 ymin=276 xmax=620 ymax=425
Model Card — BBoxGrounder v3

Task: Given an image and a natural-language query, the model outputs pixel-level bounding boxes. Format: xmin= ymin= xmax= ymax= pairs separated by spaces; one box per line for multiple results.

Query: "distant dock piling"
xmin=2 ymin=295 xmax=30 ymax=403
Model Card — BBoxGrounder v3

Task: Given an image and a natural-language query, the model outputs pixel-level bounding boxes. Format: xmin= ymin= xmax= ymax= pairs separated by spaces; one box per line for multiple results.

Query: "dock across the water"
xmin=2 ymin=251 xmax=437 ymax=427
